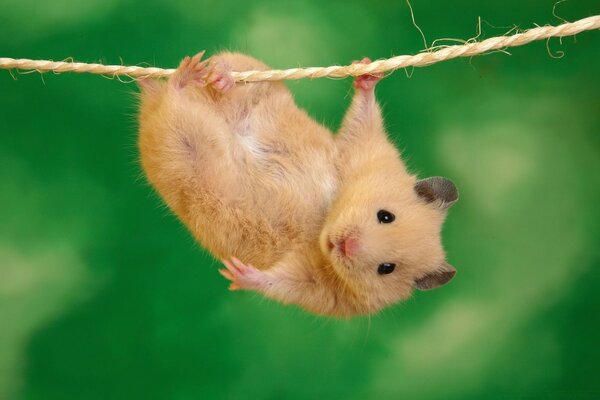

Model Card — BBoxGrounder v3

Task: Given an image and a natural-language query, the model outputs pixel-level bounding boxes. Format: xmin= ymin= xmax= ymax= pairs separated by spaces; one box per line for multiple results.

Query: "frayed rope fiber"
xmin=1 ymin=15 xmax=599 ymax=82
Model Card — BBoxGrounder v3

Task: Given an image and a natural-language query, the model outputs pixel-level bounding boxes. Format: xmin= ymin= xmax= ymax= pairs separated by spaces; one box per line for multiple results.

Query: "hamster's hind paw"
xmin=207 ymin=60 xmax=235 ymax=94
xmin=171 ymin=51 xmax=210 ymax=89
xmin=352 ymin=57 xmax=383 ymax=91
xmin=219 ymin=257 xmax=269 ymax=291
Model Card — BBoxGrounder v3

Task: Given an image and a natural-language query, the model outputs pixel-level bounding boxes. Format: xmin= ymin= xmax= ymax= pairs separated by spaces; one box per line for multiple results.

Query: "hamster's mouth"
xmin=326 ymin=239 xmax=335 ymax=252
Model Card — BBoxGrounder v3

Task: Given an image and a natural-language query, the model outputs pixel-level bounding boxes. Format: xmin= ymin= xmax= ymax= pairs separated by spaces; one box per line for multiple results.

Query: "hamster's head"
xmin=320 ymin=174 xmax=458 ymax=314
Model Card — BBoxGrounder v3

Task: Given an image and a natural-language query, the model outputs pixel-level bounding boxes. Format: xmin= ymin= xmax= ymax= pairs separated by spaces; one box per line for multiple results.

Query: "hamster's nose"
xmin=339 ymin=237 xmax=359 ymax=257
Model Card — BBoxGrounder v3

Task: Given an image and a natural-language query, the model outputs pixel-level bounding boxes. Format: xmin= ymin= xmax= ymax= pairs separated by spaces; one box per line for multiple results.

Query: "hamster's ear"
xmin=414 ymin=262 xmax=456 ymax=290
xmin=414 ymin=177 xmax=458 ymax=209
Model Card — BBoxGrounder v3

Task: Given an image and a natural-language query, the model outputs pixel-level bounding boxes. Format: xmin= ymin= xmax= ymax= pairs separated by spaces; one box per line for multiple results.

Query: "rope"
xmin=1 ymin=15 xmax=598 ymax=82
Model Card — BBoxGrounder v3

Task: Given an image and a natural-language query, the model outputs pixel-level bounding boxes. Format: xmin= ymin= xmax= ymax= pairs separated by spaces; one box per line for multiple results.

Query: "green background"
xmin=1 ymin=0 xmax=599 ymax=399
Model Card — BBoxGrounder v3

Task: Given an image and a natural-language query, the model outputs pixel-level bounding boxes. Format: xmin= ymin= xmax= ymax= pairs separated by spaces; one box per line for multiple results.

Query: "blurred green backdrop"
xmin=1 ymin=0 xmax=599 ymax=399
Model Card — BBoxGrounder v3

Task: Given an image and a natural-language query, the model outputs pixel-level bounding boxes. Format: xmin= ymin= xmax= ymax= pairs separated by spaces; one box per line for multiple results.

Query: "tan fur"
xmin=137 ymin=52 xmax=455 ymax=317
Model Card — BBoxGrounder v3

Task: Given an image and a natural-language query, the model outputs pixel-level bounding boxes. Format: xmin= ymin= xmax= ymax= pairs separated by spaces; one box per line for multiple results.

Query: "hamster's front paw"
xmin=219 ymin=257 xmax=269 ymax=291
xmin=353 ymin=57 xmax=383 ymax=91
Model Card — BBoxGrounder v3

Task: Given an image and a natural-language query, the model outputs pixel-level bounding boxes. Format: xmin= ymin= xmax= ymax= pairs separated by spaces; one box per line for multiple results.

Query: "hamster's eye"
xmin=378 ymin=263 xmax=396 ymax=275
xmin=377 ymin=210 xmax=395 ymax=224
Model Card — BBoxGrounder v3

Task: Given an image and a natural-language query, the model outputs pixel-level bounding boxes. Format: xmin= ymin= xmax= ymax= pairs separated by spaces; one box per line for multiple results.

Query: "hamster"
xmin=137 ymin=52 xmax=458 ymax=318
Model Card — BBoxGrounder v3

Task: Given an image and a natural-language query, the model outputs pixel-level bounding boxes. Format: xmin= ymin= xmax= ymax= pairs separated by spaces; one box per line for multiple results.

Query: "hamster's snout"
xmin=327 ymin=231 xmax=360 ymax=259
xmin=324 ymin=224 xmax=362 ymax=261
xmin=339 ymin=236 xmax=359 ymax=257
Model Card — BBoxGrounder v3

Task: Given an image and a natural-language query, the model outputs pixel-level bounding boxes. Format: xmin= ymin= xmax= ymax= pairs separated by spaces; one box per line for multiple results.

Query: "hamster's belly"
xmin=194 ymin=127 xmax=338 ymax=268
xmin=241 ymin=133 xmax=336 ymax=230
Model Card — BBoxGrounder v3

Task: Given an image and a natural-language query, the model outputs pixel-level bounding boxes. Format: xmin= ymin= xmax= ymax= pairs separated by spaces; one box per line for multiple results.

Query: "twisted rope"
xmin=1 ymin=15 xmax=598 ymax=82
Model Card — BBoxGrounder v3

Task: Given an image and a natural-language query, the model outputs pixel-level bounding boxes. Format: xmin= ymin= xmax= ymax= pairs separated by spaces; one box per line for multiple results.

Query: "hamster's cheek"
xmin=387 ymin=278 xmax=415 ymax=302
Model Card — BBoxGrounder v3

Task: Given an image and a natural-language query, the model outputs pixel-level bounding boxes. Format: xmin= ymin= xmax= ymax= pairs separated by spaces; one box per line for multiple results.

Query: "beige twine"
xmin=1 ymin=15 xmax=598 ymax=82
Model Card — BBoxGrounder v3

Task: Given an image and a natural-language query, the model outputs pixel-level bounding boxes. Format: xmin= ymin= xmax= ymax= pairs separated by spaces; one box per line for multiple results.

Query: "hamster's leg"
xmin=219 ymin=257 xmax=338 ymax=315
xmin=336 ymin=58 xmax=385 ymax=147
xmin=333 ymin=58 xmax=393 ymax=175
xmin=138 ymin=52 xmax=245 ymax=218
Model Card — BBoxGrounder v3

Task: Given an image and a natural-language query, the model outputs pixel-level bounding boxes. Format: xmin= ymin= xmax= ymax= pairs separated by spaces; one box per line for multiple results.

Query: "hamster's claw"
xmin=171 ymin=52 xmax=235 ymax=93
xmin=220 ymin=257 xmax=267 ymax=291
xmin=352 ymin=57 xmax=383 ymax=91
xmin=172 ymin=51 xmax=210 ymax=89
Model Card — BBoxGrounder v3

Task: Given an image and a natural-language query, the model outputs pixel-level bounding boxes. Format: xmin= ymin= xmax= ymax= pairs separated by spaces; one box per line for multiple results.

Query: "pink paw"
xmin=219 ymin=257 xmax=268 ymax=291
xmin=171 ymin=52 xmax=235 ymax=93
xmin=172 ymin=51 xmax=210 ymax=88
xmin=207 ymin=60 xmax=235 ymax=93
xmin=353 ymin=57 xmax=383 ymax=91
